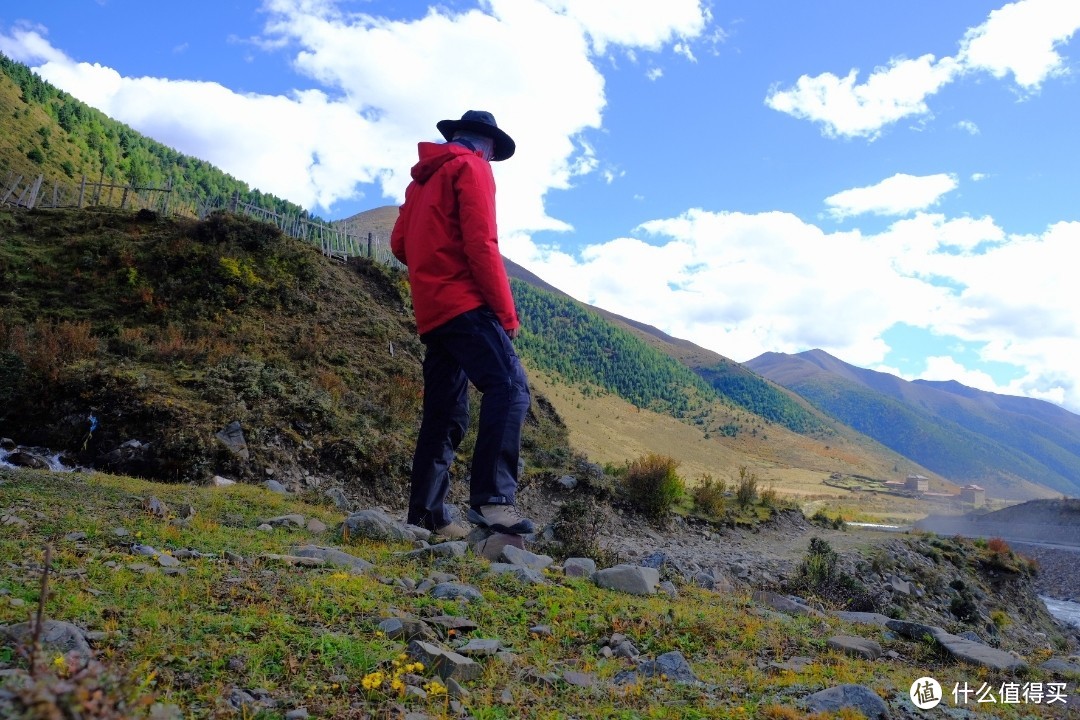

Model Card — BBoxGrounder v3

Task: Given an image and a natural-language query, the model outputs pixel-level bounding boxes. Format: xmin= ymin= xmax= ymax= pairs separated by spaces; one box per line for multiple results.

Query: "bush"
xmin=789 ymin=537 xmax=881 ymax=611
xmin=734 ymin=466 xmax=758 ymax=508
xmin=691 ymin=473 xmax=726 ymax=516
xmin=621 ymin=453 xmax=684 ymax=520
xmin=550 ymin=495 xmax=612 ymax=563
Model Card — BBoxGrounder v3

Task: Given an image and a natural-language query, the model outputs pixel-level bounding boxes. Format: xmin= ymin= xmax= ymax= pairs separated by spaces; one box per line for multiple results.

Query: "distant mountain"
xmin=746 ymin=349 xmax=1080 ymax=499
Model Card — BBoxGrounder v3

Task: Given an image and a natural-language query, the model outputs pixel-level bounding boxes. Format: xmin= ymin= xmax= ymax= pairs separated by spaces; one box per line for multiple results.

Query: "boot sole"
xmin=467 ymin=508 xmax=534 ymax=535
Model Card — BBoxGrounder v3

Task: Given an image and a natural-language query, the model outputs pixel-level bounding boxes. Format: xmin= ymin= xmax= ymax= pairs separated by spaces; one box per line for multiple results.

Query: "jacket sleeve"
xmin=390 ymin=202 xmax=407 ymax=265
xmin=455 ymin=157 xmax=520 ymax=331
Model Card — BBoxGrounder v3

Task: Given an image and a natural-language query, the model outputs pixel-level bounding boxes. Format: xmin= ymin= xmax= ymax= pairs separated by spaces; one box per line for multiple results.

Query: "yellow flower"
xmin=424 ymin=680 xmax=447 ymax=696
xmin=52 ymin=654 xmax=67 ymax=672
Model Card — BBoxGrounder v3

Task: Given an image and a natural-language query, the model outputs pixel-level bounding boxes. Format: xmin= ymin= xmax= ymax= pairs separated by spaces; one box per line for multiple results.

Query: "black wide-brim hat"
xmin=436 ymin=110 xmax=516 ymax=161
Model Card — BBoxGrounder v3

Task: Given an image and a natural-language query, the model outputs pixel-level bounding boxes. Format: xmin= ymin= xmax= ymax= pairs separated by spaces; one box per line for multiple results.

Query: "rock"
xmin=556 ymin=475 xmax=578 ymax=490
xmin=431 ymin=582 xmax=483 ymax=602
xmin=215 ymin=421 xmax=249 ymax=460
xmin=827 ymin=635 xmax=883 ymax=660
xmin=639 ymin=651 xmax=700 ymax=684
xmin=562 ymin=671 xmax=595 ymax=687
xmin=472 ymin=531 xmax=526 ymax=562
xmin=289 ymin=545 xmax=373 ymax=574
xmin=563 ymin=557 xmax=597 ymax=578
xmin=211 ymin=475 xmax=236 ymax=487
xmin=5 ymin=450 xmax=49 ymax=469
xmin=594 ymin=564 xmax=660 ymax=596
xmin=769 ymin=656 xmax=814 ymax=673
xmin=306 ymin=518 xmax=328 ymax=533
xmin=378 ymin=617 xmax=436 ymax=642
xmin=264 ymin=480 xmax=289 ymax=494
xmin=753 ymin=590 xmax=822 ymax=616
xmin=340 ymin=508 xmax=414 ymax=543
xmin=323 ymin=487 xmax=351 ymax=511
xmin=500 ymin=545 xmax=552 ymax=570
xmin=457 ymin=638 xmax=502 ymax=656
xmin=803 ymin=684 xmax=889 ymax=719
xmin=143 ymin=496 xmax=169 ymax=518
xmin=261 ymin=514 xmax=306 ymax=528
xmin=0 ymin=515 xmax=28 ymax=528
xmin=407 ymin=640 xmax=482 ymax=681
xmin=2 ymin=620 xmax=92 ymax=660
xmin=488 ymin=564 xmax=546 ymax=585
xmin=403 ymin=541 xmax=469 ymax=559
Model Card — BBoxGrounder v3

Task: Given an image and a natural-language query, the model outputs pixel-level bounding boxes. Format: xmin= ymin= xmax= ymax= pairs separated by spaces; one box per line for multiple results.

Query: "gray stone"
xmin=803 ymin=684 xmax=889 ymax=720
xmin=211 ymin=475 xmax=236 ymax=487
xmin=215 ymin=421 xmax=249 ymax=459
xmin=500 ymin=545 xmax=552 ymax=570
xmin=888 ymin=574 xmax=912 ymax=595
xmin=827 ymin=635 xmax=882 ymax=660
xmin=284 ymin=710 xmax=310 ymax=719
xmin=594 ymin=564 xmax=660 ymax=596
xmin=264 ymin=480 xmax=289 ymax=494
xmin=833 ymin=610 xmax=892 ymax=627
xmin=340 ymin=508 xmax=414 ymax=542
xmin=472 ymin=531 xmax=526 ymax=562
xmin=639 ymin=651 xmax=700 ymax=684
xmin=562 ymin=671 xmax=595 ymax=687
xmin=407 ymin=639 xmax=482 ymax=681
xmin=306 ymin=518 xmax=327 ymax=533
xmin=324 ymin=487 xmax=351 ymax=511
xmin=156 ymin=553 xmax=181 ymax=568
xmin=2 ymin=620 xmax=92 ymax=660
xmin=556 ymin=475 xmax=578 ymax=490
xmin=263 ymin=514 xmax=305 ymax=528
xmin=290 ymin=545 xmax=373 ymax=574
xmin=563 ymin=557 xmax=596 ymax=578
xmin=457 ymin=638 xmax=502 ymax=656
xmin=431 ymin=582 xmax=483 ymax=602
xmin=753 ymin=590 xmax=822 ymax=616
xmin=378 ymin=617 xmax=436 ymax=642
xmin=403 ymin=541 xmax=469 ymax=559
xmin=1040 ymin=658 xmax=1080 ymax=679
xmin=769 ymin=656 xmax=814 ymax=673
xmin=488 ymin=563 xmax=546 ymax=584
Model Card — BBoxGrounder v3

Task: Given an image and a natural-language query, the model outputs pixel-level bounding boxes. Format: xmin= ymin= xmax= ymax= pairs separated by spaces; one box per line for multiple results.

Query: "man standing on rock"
xmin=391 ymin=110 xmax=535 ymax=540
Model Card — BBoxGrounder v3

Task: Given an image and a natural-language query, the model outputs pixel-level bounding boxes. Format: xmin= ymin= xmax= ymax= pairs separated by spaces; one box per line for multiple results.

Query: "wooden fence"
xmin=0 ymin=171 xmax=401 ymax=268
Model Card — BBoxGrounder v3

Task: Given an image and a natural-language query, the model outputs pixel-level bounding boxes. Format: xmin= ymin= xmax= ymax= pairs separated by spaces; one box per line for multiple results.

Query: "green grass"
xmin=0 ymin=467 xmax=1069 ymax=719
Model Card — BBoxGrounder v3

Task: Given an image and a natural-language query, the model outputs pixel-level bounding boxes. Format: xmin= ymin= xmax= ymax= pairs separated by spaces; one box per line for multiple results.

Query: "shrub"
xmin=621 ymin=452 xmax=684 ymax=520
xmin=734 ymin=466 xmax=758 ymax=508
xmin=551 ymin=495 xmax=611 ymax=563
xmin=691 ymin=473 xmax=726 ymax=516
xmin=790 ymin=537 xmax=881 ymax=611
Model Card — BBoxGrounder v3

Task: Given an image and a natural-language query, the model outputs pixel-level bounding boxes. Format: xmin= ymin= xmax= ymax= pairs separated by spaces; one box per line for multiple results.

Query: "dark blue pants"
xmin=407 ymin=307 xmax=531 ymax=530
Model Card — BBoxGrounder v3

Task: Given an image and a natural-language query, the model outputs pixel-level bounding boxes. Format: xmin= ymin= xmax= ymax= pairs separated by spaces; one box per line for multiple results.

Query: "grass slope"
xmin=1 ymin=466 xmax=1070 ymax=719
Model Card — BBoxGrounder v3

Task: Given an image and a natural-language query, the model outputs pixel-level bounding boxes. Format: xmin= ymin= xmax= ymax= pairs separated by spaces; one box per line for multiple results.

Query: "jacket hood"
xmin=411 ymin=141 xmax=475 ymax=183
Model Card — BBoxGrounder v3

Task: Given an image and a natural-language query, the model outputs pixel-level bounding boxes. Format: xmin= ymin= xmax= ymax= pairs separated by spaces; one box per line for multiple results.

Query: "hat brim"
xmin=436 ymin=118 xmax=516 ymax=161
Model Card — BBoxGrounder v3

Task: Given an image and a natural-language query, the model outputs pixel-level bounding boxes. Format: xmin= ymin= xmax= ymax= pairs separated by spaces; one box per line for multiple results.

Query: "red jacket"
xmin=391 ymin=142 xmax=520 ymax=336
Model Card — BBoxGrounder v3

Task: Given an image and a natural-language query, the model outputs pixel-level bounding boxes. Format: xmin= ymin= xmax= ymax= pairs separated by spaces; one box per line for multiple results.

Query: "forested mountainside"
xmin=747 ymin=350 xmax=1080 ymax=499
xmin=0 ymin=53 xmax=309 ymax=219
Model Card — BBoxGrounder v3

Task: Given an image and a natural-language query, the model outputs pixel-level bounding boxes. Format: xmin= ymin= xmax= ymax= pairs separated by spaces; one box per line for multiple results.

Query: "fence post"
xmin=1 ymin=174 xmax=21 ymax=205
xmin=78 ymin=175 xmax=86 ymax=208
xmin=121 ymin=186 xmax=129 ymax=210
xmin=163 ymin=177 xmax=172 ymax=216
xmin=368 ymin=232 xmax=373 ymax=259
xmin=27 ymin=175 xmax=43 ymax=209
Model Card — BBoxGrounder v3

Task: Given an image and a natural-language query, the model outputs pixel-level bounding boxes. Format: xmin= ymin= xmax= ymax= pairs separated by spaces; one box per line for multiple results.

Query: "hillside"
xmin=0 ymin=206 xmax=569 ymax=497
xmin=747 ymin=350 xmax=1080 ymax=500
xmin=0 ymin=53 xmax=312 ymax=221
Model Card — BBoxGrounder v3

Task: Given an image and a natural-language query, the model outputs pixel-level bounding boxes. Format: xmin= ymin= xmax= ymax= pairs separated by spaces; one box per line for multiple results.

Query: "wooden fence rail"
xmin=0 ymin=173 xmax=401 ymax=268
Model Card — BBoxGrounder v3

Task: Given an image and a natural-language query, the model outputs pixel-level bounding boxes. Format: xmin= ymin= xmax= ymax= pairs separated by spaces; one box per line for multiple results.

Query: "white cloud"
xmin=646 ymin=67 xmax=663 ymax=81
xmin=959 ymin=0 xmax=1080 ymax=88
xmin=956 ymin=119 xmax=980 ymax=134
xmin=0 ymin=24 xmax=69 ymax=65
xmin=824 ymin=173 xmax=959 ymax=219
xmin=767 ymin=0 xmax=1080 ymax=138
xmin=765 ymin=54 xmax=958 ymax=139
xmin=3 ymin=0 xmax=710 ymax=226
xmin=536 ymin=0 xmax=708 ymax=55
xmin=516 ymin=209 xmax=1080 ymax=413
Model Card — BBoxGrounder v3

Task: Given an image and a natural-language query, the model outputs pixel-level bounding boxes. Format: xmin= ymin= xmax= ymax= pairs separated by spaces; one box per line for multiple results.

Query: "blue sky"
xmin=3 ymin=0 xmax=1080 ymax=412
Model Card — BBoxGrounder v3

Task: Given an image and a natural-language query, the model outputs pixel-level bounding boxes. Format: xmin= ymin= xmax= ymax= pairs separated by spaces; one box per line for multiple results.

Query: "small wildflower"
xmin=424 ymin=679 xmax=447 ymax=696
xmin=52 ymin=654 xmax=67 ymax=672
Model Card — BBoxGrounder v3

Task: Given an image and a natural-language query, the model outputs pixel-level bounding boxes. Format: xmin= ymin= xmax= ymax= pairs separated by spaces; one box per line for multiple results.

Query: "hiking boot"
xmin=467 ymin=504 xmax=535 ymax=535
xmin=432 ymin=521 xmax=470 ymax=540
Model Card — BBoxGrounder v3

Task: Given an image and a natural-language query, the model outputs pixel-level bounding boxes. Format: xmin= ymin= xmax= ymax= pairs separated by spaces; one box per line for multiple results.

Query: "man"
xmin=391 ymin=110 xmax=535 ymax=539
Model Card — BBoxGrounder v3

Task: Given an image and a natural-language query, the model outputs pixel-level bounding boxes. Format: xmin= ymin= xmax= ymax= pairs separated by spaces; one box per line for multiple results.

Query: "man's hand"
xmin=507 ymin=326 xmax=520 ymax=340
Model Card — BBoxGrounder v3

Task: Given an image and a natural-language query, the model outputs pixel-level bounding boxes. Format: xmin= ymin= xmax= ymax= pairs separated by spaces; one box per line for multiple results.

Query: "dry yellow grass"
xmin=526 ymin=369 xmax=952 ymax=522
